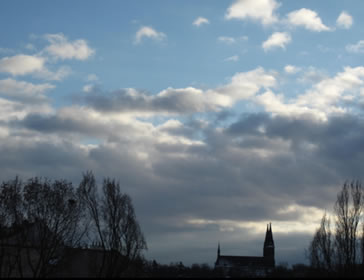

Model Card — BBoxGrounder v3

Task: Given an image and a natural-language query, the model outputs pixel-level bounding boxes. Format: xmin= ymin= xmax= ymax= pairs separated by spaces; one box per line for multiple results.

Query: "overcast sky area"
xmin=1 ymin=0 xmax=364 ymax=267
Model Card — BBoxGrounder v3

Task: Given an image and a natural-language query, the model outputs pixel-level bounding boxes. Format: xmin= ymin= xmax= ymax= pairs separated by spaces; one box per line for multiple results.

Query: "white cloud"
xmin=284 ymin=65 xmax=301 ymax=74
xmin=193 ymin=17 xmax=209 ymax=27
xmin=298 ymin=67 xmax=328 ymax=84
xmin=0 ymin=78 xmax=54 ymax=103
xmin=346 ymin=40 xmax=364 ymax=54
xmin=218 ymin=36 xmax=236 ymax=44
xmin=336 ymin=11 xmax=353 ymax=29
xmin=86 ymin=74 xmax=99 ymax=82
xmin=262 ymin=32 xmax=291 ymax=52
xmin=34 ymin=65 xmax=72 ymax=81
xmin=0 ymin=54 xmax=70 ymax=81
xmin=256 ymin=90 xmax=327 ymax=121
xmin=44 ymin=33 xmax=95 ymax=60
xmin=225 ymin=0 xmax=280 ymax=25
xmin=286 ymin=8 xmax=330 ymax=32
xmin=213 ymin=67 xmax=277 ymax=102
xmin=256 ymin=66 xmax=364 ymax=121
xmin=83 ymin=84 xmax=95 ymax=93
xmin=224 ymin=55 xmax=239 ymax=62
xmin=134 ymin=26 xmax=166 ymax=44
xmin=0 ymin=55 xmax=45 ymax=76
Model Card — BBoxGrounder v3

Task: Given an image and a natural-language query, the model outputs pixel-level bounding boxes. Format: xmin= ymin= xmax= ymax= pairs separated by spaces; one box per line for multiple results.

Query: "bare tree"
xmin=78 ymin=171 xmax=147 ymax=277
xmin=0 ymin=177 xmax=24 ymax=278
xmin=308 ymin=213 xmax=333 ymax=273
xmin=0 ymin=176 xmax=86 ymax=278
xmin=334 ymin=181 xmax=363 ymax=272
xmin=20 ymin=177 xmax=84 ymax=277
xmin=309 ymin=181 xmax=364 ymax=276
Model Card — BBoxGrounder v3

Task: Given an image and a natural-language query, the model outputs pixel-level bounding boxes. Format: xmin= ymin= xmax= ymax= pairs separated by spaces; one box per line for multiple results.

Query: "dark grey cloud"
xmin=15 ymin=113 xmax=89 ymax=133
xmin=81 ymin=87 xmax=211 ymax=115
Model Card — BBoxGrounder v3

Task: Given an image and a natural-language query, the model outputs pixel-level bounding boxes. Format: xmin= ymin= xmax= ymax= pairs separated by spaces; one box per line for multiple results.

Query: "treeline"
xmin=142 ymin=261 xmax=222 ymax=278
xmin=2 ymin=172 xmax=364 ymax=278
xmin=141 ymin=261 xmax=323 ymax=278
xmin=0 ymin=171 xmax=146 ymax=278
xmin=307 ymin=181 xmax=364 ymax=277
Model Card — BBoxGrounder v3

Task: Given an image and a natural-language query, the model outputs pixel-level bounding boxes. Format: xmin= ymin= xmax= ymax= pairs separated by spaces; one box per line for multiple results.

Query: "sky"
xmin=1 ymin=0 xmax=364 ymax=267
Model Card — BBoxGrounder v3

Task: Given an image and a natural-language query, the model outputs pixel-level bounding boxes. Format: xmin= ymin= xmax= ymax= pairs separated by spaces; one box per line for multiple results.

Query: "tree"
xmin=334 ymin=181 xmax=363 ymax=272
xmin=22 ymin=177 xmax=85 ymax=277
xmin=308 ymin=213 xmax=333 ymax=273
xmin=0 ymin=176 xmax=86 ymax=278
xmin=0 ymin=176 xmax=24 ymax=277
xmin=78 ymin=171 xmax=147 ymax=277
xmin=308 ymin=180 xmax=364 ymax=276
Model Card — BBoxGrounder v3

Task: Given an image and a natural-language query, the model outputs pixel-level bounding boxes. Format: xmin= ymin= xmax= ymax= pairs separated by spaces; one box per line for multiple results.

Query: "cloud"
xmin=346 ymin=40 xmax=364 ymax=54
xmin=44 ymin=33 xmax=95 ymax=60
xmin=218 ymin=36 xmax=236 ymax=44
xmin=134 ymin=26 xmax=166 ymax=44
xmin=256 ymin=66 xmax=364 ymax=121
xmin=225 ymin=0 xmax=280 ymax=25
xmin=336 ymin=11 xmax=353 ymax=29
xmin=0 ymin=78 xmax=54 ymax=103
xmin=81 ymin=67 xmax=276 ymax=116
xmin=286 ymin=8 xmax=330 ymax=32
xmin=4 ymin=66 xmax=364 ymax=267
xmin=86 ymin=73 xmax=99 ymax=82
xmin=34 ymin=65 xmax=72 ymax=81
xmin=298 ymin=67 xmax=328 ymax=84
xmin=0 ymin=55 xmax=45 ymax=76
xmin=0 ymin=54 xmax=71 ymax=81
xmin=82 ymin=84 xmax=95 ymax=93
xmin=193 ymin=17 xmax=209 ymax=27
xmin=83 ymin=87 xmax=211 ymax=115
xmin=262 ymin=32 xmax=291 ymax=51
xmin=284 ymin=65 xmax=301 ymax=74
xmin=0 ymin=34 xmax=93 ymax=81
xmin=224 ymin=55 xmax=239 ymax=62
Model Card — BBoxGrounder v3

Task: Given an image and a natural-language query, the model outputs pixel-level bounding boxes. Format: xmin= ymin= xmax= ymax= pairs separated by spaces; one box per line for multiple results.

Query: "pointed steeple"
xmin=217 ymin=242 xmax=220 ymax=257
xmin=263 ymin=222 xmax=275 ymax=266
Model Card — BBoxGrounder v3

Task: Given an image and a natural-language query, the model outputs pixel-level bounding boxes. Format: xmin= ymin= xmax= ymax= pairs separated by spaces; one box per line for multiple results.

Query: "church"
xmin=215 ymin=223 xmax=275 ymax=277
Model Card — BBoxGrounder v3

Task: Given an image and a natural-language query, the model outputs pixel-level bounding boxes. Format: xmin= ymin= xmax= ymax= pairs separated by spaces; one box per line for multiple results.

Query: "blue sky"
xmin=1 ymin=0 xmax=364 ymax=266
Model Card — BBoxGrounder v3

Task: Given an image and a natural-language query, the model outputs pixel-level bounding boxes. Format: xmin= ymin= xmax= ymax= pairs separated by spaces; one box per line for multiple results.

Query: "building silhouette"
xmin=215 ymin=223 xmax=275 ymax=277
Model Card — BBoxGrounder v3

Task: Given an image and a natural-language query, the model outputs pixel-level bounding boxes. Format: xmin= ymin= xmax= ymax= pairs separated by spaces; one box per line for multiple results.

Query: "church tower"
xmin=263 ymin=223 xmax=275 ymax=266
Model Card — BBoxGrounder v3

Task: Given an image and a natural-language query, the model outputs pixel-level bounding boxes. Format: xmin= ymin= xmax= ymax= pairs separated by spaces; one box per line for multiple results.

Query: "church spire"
xmin=263 ymin=222 xmax=275 ymax=266
xmin=217 ymin=242 xmax=220 ymax=257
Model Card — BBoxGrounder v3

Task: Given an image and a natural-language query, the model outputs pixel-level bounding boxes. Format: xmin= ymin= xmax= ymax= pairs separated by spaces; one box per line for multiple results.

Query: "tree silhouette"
xmin=0 ymin=172 xmax=147 ymax=278
xmin=0 ymin=176 xmax=85 ymax=277
xmin=308 ymin=181 xmax=364 ymax=276
xmin=78 ymin=171 xmax=147 ymax=277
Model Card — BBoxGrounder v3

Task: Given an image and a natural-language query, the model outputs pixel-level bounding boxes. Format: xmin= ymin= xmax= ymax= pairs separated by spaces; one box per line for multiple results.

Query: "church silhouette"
xmin=215 ymin=223 xmax=275 ymax=277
